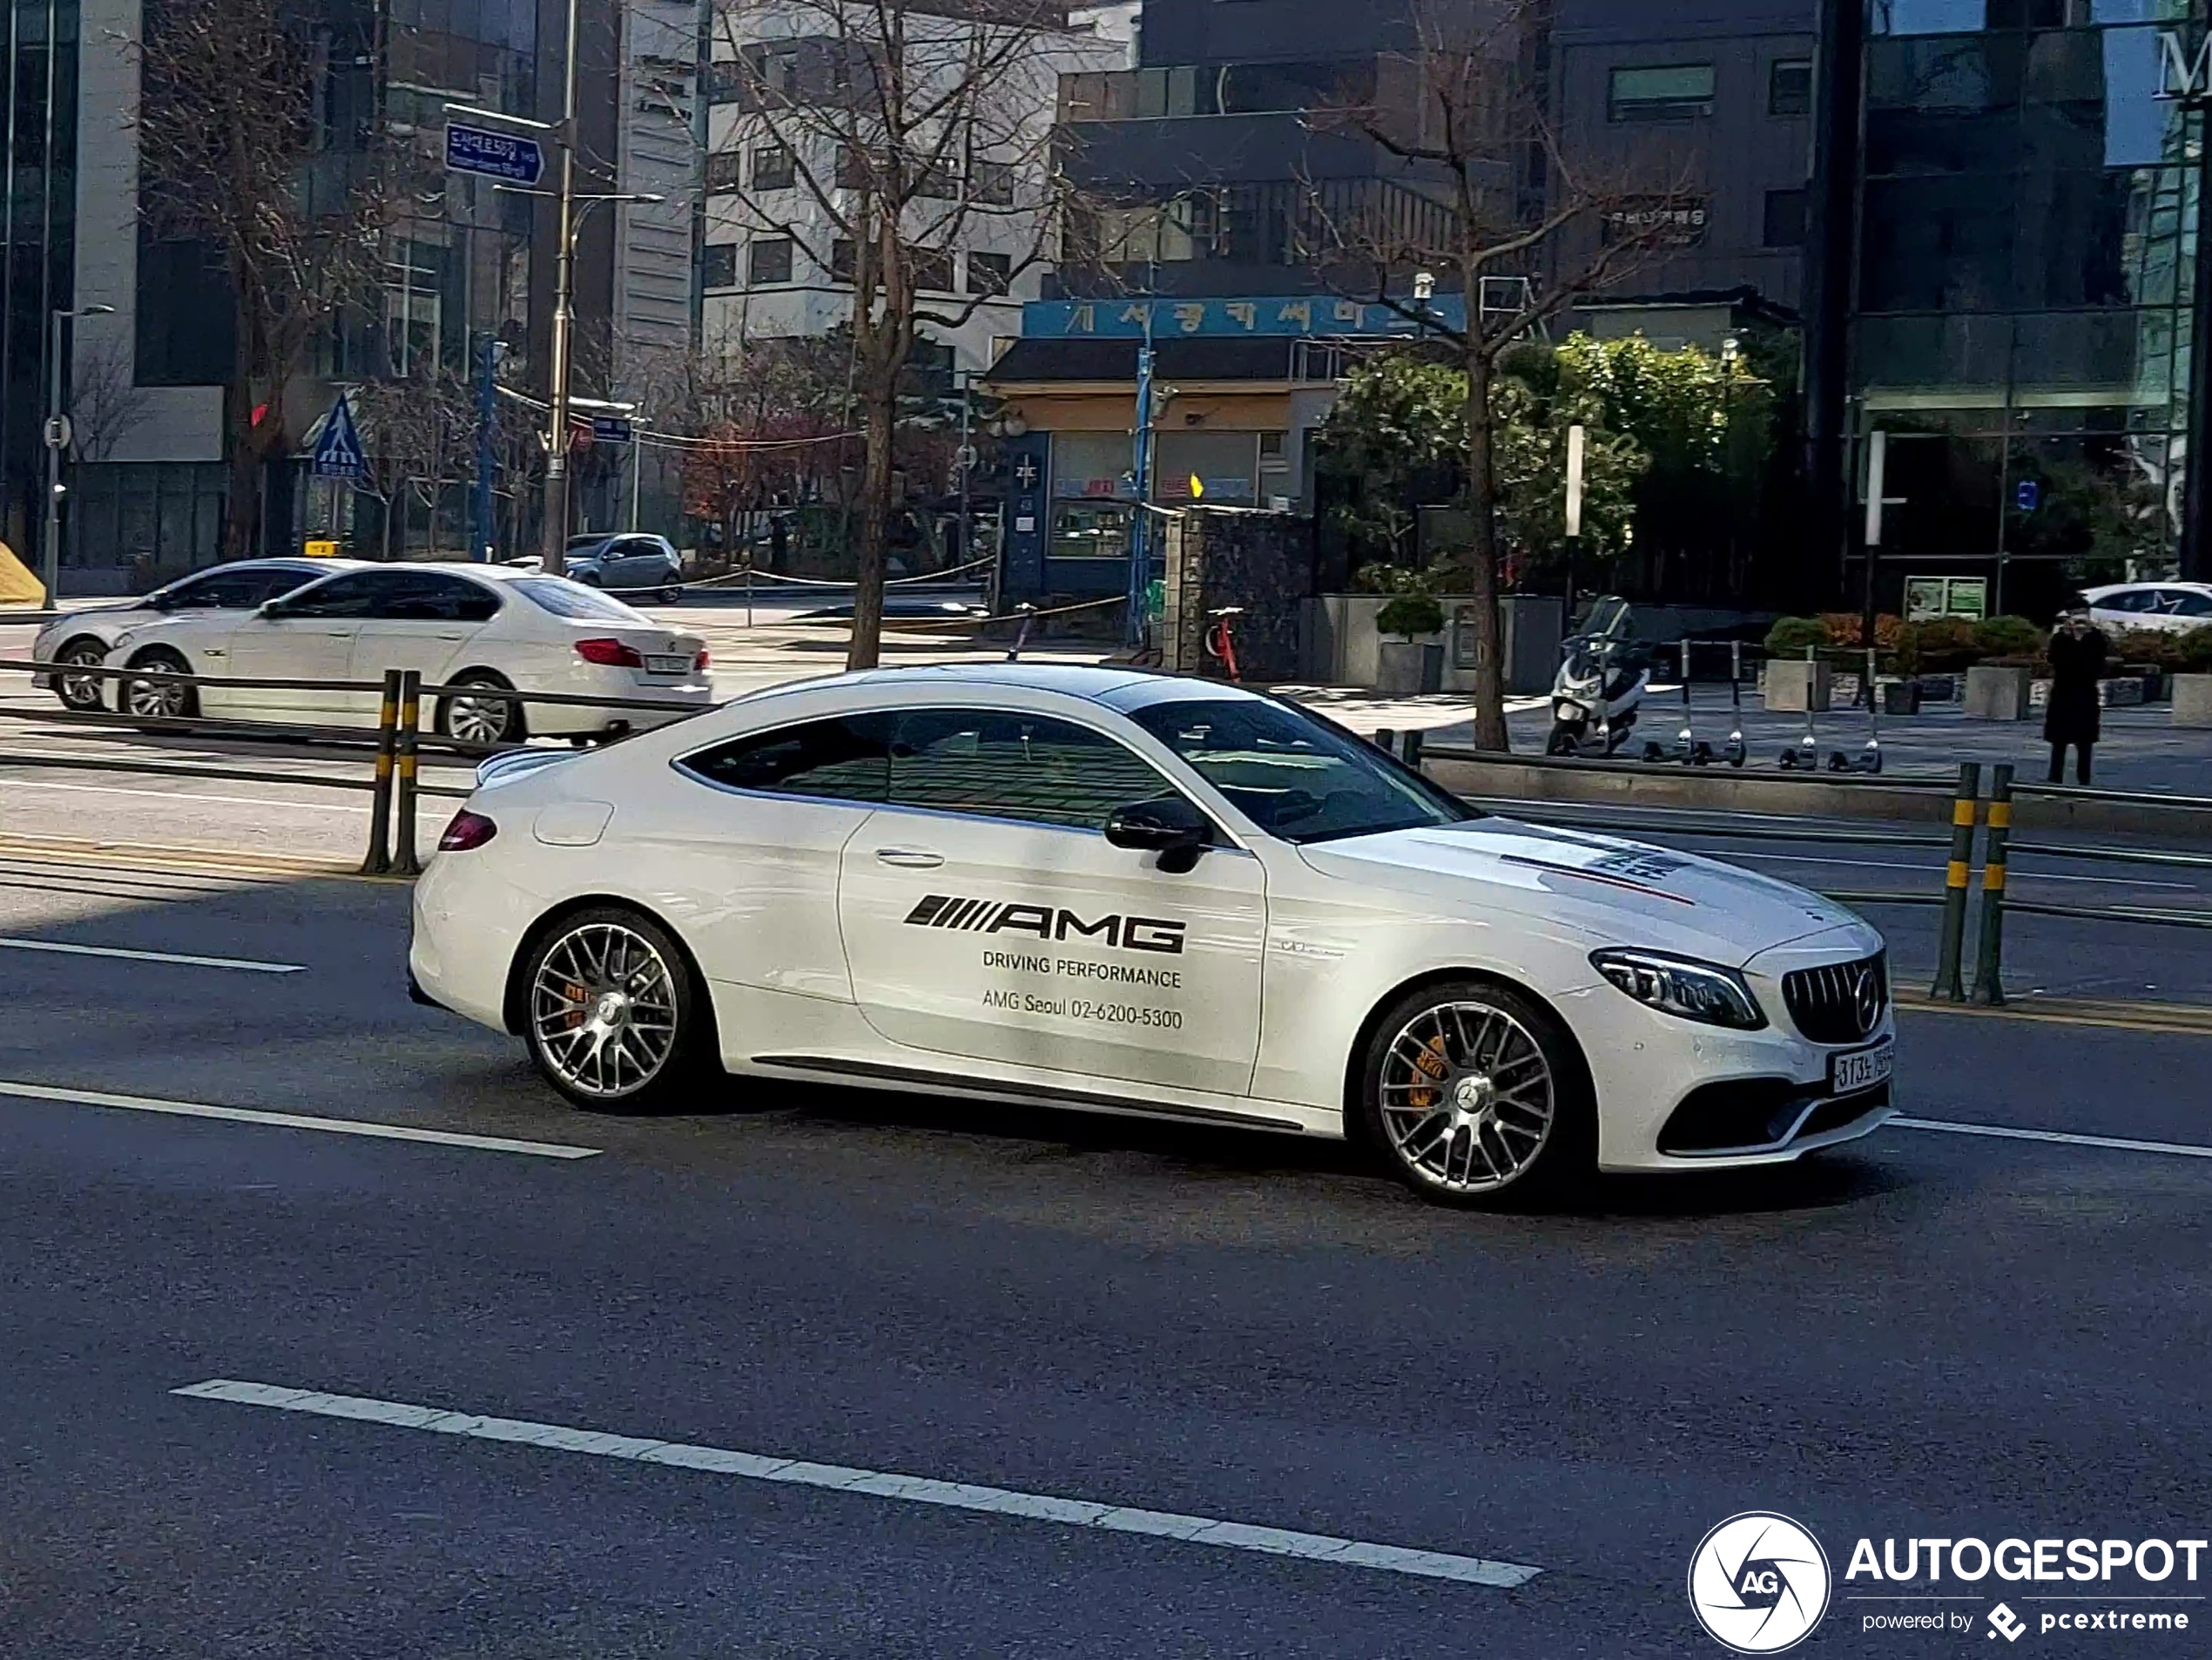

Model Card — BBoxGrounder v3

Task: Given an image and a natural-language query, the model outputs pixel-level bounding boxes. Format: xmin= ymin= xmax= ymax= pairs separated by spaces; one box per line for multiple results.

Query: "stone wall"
xmin=1161 ymin=506 xmax=1312 ymax=682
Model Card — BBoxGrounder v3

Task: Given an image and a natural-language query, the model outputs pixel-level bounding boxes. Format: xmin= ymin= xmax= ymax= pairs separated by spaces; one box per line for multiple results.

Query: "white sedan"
xmin=408 ymin=665 xmax=1896 ymax=1206
xmin=31 ymin=557 xmax=364 ymax=711
xmin=106 ymin=562 xmax=713 ymax=742
xmin=2083 ymin=581 xmax=2212 ymax=634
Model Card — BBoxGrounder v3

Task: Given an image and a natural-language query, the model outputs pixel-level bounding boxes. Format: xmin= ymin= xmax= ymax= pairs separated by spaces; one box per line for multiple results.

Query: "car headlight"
xmin=1590 ymin=948 xmax=1766 ymax=1029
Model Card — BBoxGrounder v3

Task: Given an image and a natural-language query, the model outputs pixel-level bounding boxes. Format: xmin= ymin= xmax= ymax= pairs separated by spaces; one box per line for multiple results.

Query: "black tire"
xmin=52 ymin=637 xmax=111 ymax=712
xmin=1357 ymin=978 xmax=1595 ymax=1209
xmin=658 ymin=587 xmax=684 ymax=604
xmin=435 ymin=671 xmax=526 ymax=746
xmin=520 ymin=906 xmax=718 ymax=1111
xmin=118 ymin=648 xmax=199 ymax=725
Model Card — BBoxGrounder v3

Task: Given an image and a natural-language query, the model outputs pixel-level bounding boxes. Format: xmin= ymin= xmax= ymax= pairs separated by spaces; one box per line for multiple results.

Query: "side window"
xmin=368 ymin=573 xmax=502 ymax=621
xmin=279 ymin=572 xmax=389 ymax=617
xmin=888 ymin=709 xmax=1184 ymax=833
xmin=258 ymin=569 xmax=332 ymax=604
xmin=2101 ymin=590 xmax=2153 ymax=613
xmin=2162 ymin=590 xmax=2212 ymax=617
xmin=679 ymin=714 xmax=892 ymax=803
xmin=172 ymin=570 xmax=268 ymax=608
xmin=435 ymin=576 xmax=502 ymax=622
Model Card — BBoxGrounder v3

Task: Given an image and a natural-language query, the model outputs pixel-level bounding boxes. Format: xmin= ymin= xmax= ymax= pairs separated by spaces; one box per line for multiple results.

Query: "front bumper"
xmin=1571 ymin=931 xmax=1897 ymax=1172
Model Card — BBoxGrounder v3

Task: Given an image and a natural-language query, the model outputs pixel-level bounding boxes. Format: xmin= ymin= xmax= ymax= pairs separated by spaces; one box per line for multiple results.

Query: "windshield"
xmin=1126 ymin=697 xmax=1475 ymax=844
xmin=511 ymin=576 xmax=651 ymax=623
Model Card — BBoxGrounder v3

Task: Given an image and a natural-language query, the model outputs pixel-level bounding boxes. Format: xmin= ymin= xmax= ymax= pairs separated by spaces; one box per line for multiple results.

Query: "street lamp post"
xmin=43 ymin=303 xmax=115 ymax=608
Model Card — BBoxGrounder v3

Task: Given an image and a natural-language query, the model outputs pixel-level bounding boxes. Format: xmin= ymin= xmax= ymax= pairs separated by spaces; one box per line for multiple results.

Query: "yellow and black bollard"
xmin=1970 ymin=763 xmax=2013 ymax=1007
xmin=361 ymin=668 xmax=403 ymax=875
xmin=393 ymin=669 xmax=425 ymax=876
xmin=1930 ymin=760 xmax=1980 ymax=1002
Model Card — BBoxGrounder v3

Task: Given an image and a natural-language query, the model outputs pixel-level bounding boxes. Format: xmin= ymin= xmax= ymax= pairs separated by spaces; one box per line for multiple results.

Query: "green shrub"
xmin=1378 ymin=593 xmax=1447 ymax=639
xmin=1905 ymin=617 xmax=1979 ymax=673
xmin=1352 ymin=563 xmax=1432 ymax=597
xmin=2175 ymin=625 xmax=2212 ymax=674
xmin=1972 ymin=615 xmax=2046 ymax=658
xmin=1764 ymin=616 xmax=1832 ymax=657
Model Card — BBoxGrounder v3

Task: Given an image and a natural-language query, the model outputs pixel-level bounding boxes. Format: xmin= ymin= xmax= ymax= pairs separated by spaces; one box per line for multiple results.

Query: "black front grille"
xmin=1782 ymin=952 xmax=1889 ymax=1044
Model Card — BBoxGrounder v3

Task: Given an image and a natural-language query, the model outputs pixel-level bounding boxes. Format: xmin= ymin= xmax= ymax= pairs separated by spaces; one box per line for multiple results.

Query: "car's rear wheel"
xmin=523 ymin=907 xmax=716 ymax=1110
xmin=1358 ymin=980 xmax=1593 ymax=1208
xmin=53 ymin=638 xmax=110 ymax=711
xmin=436 ymin=671 xmax=525 ymax=746
xmin=118 ymin=649 xmax=198 ymax=724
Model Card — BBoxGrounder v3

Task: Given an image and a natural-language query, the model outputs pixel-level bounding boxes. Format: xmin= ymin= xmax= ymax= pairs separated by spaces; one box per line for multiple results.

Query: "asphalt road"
xmin=3 ymin=848 xmax=2212 ymax=1657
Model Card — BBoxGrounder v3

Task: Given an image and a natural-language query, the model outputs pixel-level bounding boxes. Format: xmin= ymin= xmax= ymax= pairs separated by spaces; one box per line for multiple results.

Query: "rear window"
xmin=512 ymin=577 xmax=651 ymax=623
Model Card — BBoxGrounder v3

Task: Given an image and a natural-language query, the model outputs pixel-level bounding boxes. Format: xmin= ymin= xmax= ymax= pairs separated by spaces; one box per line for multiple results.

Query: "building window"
xmin=752 ymin=144 xmax=795 ymax=190
xmin=967 ymin=251 xmax=1012 ymax=295
xmin=1764 ymin=187 xmax=1809 ymax=248
xmin=831 ymin=239 xmax=856 ymax=283
xmin=701 ymin=242 xmax=738 ymax=289
xmin=748 ymin=236 xmax=795 ymax=285
xmin=1049 ymin=501 xmax=1132 ymax=562
xmin=970 ymin=158 xmax=1016 ymax=206
xmin=1769 ymin=59 xmax=1812 ymax=118
xmin=1608 ymin=64 xmax=1716 ymax=122
xmin=705 ymin=152 xmax=742 ymax=193
xmin=911 ymin=246 xmax=954 ymax=293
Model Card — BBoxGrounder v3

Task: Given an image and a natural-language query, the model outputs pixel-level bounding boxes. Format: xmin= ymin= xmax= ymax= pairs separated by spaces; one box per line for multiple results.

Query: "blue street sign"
xmin=311 ymin=395 xmax=365 ymax=480
xmin=2015 ymin=478 xmax=2040 ymax=513
xmin=445 ymin=123 xmax=546 ymax=186
xmin=590 ymin=415 xmax=633 ymax=446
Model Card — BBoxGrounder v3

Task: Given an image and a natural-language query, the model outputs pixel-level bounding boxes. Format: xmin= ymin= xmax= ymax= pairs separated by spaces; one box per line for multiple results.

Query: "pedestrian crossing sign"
xmin=312 ymin=395 xmax=366 ymax=480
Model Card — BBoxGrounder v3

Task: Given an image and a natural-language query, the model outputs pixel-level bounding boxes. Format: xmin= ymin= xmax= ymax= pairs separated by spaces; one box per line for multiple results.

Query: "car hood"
xmin=1296 ymin=817 xmax=1873 ymax=968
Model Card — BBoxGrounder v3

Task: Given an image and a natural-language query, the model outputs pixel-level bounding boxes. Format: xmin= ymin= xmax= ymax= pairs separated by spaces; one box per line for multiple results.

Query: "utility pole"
xmin=43 ymin=304 xmax=113 ymax=607
xmin=1126 ymin=302 xmax=1157 ymax=648
xmin=540 ymin=0 xmax=583 ymax=577
xmin=472 ymin=334 xmax=501 ymax=561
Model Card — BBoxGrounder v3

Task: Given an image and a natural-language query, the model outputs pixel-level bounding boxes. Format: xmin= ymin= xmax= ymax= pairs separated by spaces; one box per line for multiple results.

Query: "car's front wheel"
xmin=52 ymin=638 xmax=110 ymax=711
xmin=522 ymin=907 xmax=717 ymax=1110
xmin=1358 ymin=980 xmax=1593 ymax=1207
xmin=118 ymin=649 xmax=199 ymax=725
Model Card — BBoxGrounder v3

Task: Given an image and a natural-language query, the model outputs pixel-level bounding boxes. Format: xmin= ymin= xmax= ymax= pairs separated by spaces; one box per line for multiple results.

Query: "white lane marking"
xmin=0 ymin=777 xmax=373 ymax=814
xmin=0 ymin=937 xmax=305 ymax=974
xmin=0 ymin=1081 xmax=600 ymax=1160
xmin=174 ymin=1379 xmax=1541 ymax=1588
xmin=1716 ymin=851 xmax=2194 ymax=890
xmin=1894 ymin=1116 xmax=2212 ymax=1161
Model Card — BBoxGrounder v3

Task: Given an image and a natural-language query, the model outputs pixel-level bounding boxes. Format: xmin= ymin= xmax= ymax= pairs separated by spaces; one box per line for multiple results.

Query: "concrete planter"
xmin=2175 ymin=674 xmax=2212 ymax=728
xmin=1881 ymin=678 xmax=1922 ymax=715
xmin=1964 ymin=664 xmax=2033 ymax=720
xmin=1375 ymin=639 xmax=1445 ymax=697
xmin=1763 ymin=659 xmax=1831 ymax=713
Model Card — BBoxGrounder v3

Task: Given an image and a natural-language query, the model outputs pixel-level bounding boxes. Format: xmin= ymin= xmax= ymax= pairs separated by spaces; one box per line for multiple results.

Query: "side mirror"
xmin=259 ymin=598 xmax=295 ymax=621
xmin=1104 ymin=795 xmax=1213 ymax=873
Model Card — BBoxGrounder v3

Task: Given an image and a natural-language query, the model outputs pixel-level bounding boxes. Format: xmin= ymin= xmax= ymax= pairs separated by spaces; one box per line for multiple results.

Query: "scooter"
xmin=1546 ymin=597 xmax=1649 ymax=758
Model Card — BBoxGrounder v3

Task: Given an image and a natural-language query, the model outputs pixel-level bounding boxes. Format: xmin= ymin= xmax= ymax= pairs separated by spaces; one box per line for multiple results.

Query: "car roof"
xmin=2088 ymin=580 xmax=2212 ymax=594
xmin=765 ymin=661 xmax=1274 ymax=710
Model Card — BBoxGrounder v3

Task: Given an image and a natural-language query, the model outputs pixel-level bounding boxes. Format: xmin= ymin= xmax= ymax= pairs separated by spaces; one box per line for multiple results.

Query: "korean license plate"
xmin=644 ymin=653 xmax=691 ymax=675
xmin=1830 ymin=1039 xmax=1894 ymax=1095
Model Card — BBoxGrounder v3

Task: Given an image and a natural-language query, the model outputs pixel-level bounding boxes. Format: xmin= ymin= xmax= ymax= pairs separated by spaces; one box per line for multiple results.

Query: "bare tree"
xmin=354 ymin=367 xmax=476 ymax=557
xmin=132 ymin=0 xmax=393 ymax=559
xmin=68 ymin=334 xmax=152 ymax=463
xmin=708 ymin=0 xmax=1092 ymax=668
xmin=1307 ymin=0 xmax=1696 ymax=749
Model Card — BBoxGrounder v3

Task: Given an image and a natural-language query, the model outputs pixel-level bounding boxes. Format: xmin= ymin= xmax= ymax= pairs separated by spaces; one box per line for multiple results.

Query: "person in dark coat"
xmin=2044 ymin=607 xmax=2108 ymax=785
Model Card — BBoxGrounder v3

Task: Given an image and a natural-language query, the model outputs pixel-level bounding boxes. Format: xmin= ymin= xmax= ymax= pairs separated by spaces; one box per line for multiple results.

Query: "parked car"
xmin=2082 ymin=581 xmax=2212 ymax=635
xmin=560 ymin=534 xmax=686 ymax=600
xmin=30 ymin=557 xmax=365 ymax=712
xmin=105 ymin=563 xmax=712 ymax=744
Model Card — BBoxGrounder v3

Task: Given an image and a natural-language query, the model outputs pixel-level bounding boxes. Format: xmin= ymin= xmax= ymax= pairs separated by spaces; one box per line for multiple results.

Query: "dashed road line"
xmin=1894 ymin=1117 xmax=2212 ymax=1161
xmin=173 ymin=1379 xmax=1543 ymax=1588
xmin=0 ymin=937 xmax=305 ymax=974
xmin=0 ymin=1080 xmax=600 ymax=1159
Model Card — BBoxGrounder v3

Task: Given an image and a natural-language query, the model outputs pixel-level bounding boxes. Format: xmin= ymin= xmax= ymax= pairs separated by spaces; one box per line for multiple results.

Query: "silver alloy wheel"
xmin=57 ymin=642 xmax=108 ymax=709
xmin=530 ymin=921 xmax=680 ymax=1098
xmin=1378 ymin=1000 xmax=1556 ymax=1193
xmin=446 ymin=687 xmax=515 ymax=745
xmin=121 ymin=662 xmax=191 ymax=720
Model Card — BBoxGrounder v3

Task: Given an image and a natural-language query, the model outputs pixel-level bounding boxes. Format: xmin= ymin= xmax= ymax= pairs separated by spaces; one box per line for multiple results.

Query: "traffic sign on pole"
xmin=445 ymin=123 xmax=546 ymax=186
xmin=312 ymin=395 xmax=366 ymax=480
xmin=590 ymin=415 xmax=632 ymax=446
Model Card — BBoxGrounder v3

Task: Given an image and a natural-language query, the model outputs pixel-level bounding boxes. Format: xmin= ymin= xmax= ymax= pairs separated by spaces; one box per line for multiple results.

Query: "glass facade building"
xmin=1848 ymin=0 xmax=2209 ymax=612
xmin=0 ymin=0 xmax=79 ymax=564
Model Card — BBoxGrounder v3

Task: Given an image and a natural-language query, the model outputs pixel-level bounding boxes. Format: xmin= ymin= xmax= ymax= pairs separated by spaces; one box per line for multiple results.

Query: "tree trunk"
xmin=224 ymin=401 xmax=265 ymax=561
xmin=1463 ymin=348 xmax=1510 ymax=752
xmin=846 ymin=375 xmax=898 ymax=671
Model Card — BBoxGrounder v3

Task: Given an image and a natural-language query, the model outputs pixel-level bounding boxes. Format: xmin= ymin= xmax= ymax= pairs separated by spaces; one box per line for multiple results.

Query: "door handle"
xmin=874 ymin=848 xmax=944 ymax=868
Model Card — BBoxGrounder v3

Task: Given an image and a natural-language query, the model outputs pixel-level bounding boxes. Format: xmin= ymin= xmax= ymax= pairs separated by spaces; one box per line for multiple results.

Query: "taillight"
xmin=693 ymin=647 xmax=711 ymax=671
xmin=438 ymin=809 xmax=498 ymax=852
xmin=575 ymin=637 xmax=644 ymax=667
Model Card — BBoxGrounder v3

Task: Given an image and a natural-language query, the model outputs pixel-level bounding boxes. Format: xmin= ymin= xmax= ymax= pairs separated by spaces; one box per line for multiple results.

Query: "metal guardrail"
xmin=0 ymin=654 xmax=720 ymax=875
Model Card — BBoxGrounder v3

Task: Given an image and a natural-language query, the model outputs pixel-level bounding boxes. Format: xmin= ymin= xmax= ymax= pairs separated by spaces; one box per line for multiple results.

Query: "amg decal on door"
xmin=901 ymin=894 xmax=1187 ymax=955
